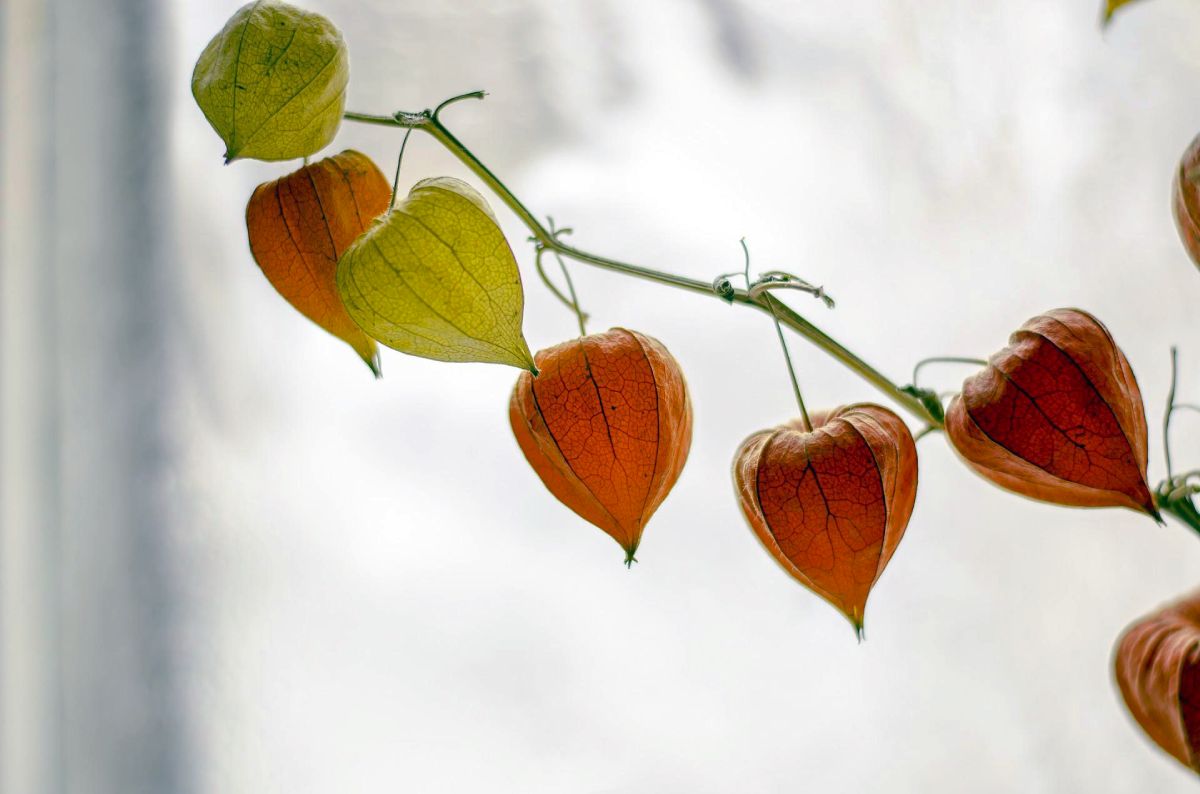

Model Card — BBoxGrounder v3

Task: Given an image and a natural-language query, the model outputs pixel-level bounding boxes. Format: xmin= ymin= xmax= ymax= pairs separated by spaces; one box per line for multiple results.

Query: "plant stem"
xmin=553 ymin=250 xmax=587 ymax=338
xmin=343 ymin=105 xmax=941 ymax=427
xmin=1165 ymin=346 xmax=1179 ymax=480
xmin=532 ymin=248 xmax=579 ymax=320
xmin=911 ymin=356 xmax=988 ymax=390
xmin=769 ymin=301 xmax=813 ymax=431
xmin=534 ymin=246 xmax=588 ymax=337
xmin=1160 ymin=496 xmax=1200 ymax=536
xmin=390 ymin=128 xmax=413 ymax=211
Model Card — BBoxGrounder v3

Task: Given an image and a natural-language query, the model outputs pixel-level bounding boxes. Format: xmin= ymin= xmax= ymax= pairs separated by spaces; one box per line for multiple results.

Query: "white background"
xmin=9 ymin=0 xmax=1200 ymax=792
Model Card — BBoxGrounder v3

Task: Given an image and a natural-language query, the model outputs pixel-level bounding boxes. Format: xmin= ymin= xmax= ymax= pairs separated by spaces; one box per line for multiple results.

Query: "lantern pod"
xmin=509 ymin=328 xmax=692 ymax=564
xmin=945 ymin=308 xmax=1158 ymax=518
xmin=733 ymin=404 xmax=918 ymax=633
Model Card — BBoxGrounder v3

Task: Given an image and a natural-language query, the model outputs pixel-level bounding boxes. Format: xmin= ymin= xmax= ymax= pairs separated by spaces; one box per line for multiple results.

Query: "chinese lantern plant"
xmin=1116 ymin=588 xmax=1200 ymax=773
xmin=1174 ymin=133 xmax=1200 ymax=274
xmin=191 ymin=0 xmax=1200 ymax=775
xmin=245 ymin=150 xmax=390 ymax=374
xmin=510 ymin=328 xmax=693 ymax=566
xmin=734 ymin=405 xmax=918 ymax=636
xmin=192 ymin=0 xmax=349 ymax=163
xmin=336 ymin=175 xmax=538 ymax=371
xmin=944 ymin=308 xmax=1158 ymax=518
xmin=192 ymin=0 xmax=1200 ymax=570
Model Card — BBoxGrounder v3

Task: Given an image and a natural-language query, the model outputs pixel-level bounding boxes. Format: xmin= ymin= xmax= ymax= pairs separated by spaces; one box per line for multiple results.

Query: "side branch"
xmin=344 ymin=105 xmax=941 ymax=428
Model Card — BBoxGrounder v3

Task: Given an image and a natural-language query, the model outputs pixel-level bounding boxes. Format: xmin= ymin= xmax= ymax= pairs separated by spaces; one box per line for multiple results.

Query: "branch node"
xmin=748 ymin=271 xmax=836 ymax=309
xmin=711 ymin=273 xmax=739 ymax=302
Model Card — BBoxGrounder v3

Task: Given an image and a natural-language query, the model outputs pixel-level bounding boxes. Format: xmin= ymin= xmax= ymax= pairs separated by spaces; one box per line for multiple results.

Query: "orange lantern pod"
xmin=1115 ymin=588 xmax=1200 ymax=773
xmin=246 ymin=149 xmax=391 ymax=374
xmin=733 ymin=404 xmax=918 ymax=634
xmin=509 ymin=328 xmax=692 ymax=564
xmin=944 ymin=308 xmax=1158 ymax=518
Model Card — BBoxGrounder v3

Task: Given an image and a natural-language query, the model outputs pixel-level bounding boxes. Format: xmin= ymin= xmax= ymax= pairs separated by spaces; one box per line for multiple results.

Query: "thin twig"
xmin=547 ymin=218 xmax=587 ymax=337
xmin=533 ymin=247 xmax=583 ymax=320
xmin=911 ymin=356 xmax=988 ymax=390
xmin=1166 ymin=346 xmax=1179 ymax=480
xmin=433 ymin=90 xmax=487 ymax=119
xmin=769 ymin=296 xmax=813 ymax=432
xmin=390 ymin=128 xmax=414 ymax=211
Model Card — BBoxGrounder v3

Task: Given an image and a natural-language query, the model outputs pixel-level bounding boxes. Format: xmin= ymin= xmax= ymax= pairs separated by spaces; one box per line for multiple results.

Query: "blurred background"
xmin=3 ymin=0 xmax=1200 ymax=791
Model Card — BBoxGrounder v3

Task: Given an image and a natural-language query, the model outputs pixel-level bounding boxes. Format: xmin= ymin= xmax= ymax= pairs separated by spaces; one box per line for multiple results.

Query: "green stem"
xmin=553 ymin=250 xmax=588 ymax=337
xmin=343 ymin=105 xmax=940 ymax=427
xmin=912 ymin=356 xmax=988 ymax=390
xmin=532 ymin=248 xmax=578 ymax=318
xmin=1165 ymin=346 xmax=1179 ymax=480
xmin=534 ymin=246 xmax=588 ymax=337
xmin=1159 ymin=495 xmax=1200 ymax=536
xmin=769 ymin=300 xmax=813 ymax=432
xmin=389 ymin=128 xmax=413 ymax=211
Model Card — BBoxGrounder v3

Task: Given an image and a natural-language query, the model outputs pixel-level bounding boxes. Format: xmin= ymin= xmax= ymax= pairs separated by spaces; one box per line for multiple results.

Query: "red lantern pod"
xmin=509 ymin=328 xmax=693 ymax=564
xmin=945 ymin=308 xmax=1158 ymax=518
xmin=1173 ymin=132 xmax=1200 ymax=272
xmin=733 ymin=404 xmax=918 ymax=633
xmin=1115 ymin=588 xmax=1200 ymax=774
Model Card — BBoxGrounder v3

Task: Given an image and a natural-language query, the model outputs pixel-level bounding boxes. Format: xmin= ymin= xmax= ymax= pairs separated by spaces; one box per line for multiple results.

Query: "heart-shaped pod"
xmin=509 ymin=328 xmax=692 ymax=564
xmin=1115 ymin=588 xmax=1200 ymax=774
xmin=337 ymin=177 xmax=536 ymax=371
xmin=945 ymin=308 xmax=1157 ymax=518
xmin=733 ymin=404 xmax=918 ymax=633
xmin=1173 ymin=132 xmax=1200 ymax=273
xmin=192 ymin=0 xmax=349 ymax=162
xmin=246 ymin=150 xmax=390 ymax=374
